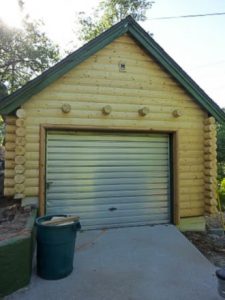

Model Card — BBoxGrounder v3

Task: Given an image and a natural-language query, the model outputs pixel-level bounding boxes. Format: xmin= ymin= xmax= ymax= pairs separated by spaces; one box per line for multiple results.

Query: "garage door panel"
xmin=46 ymin=208 xmax=169 ymax=228
xmin=47 ymin=189 xmax=168 ymax=205
xmin=47 ymin=166 xmax=169 ymax=174
xmin=47 ymin=194 xmax=168 ymax=205
xmin=46 ymin=176 xmax=168 ymax=185
xmin=46 ymin=131 xmax=171 ymax=228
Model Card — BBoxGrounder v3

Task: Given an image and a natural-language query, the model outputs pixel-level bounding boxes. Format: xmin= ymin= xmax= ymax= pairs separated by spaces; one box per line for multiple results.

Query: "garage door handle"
xmin=109 ymin=207 xmax=117 ymax=211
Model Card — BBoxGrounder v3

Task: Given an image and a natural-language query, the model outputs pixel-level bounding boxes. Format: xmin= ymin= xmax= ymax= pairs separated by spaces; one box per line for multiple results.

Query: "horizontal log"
xmin=4 ymin=187 xmax=14 ymax=196
xmin=5 ymin=116 xmax=16 ymax=125
xmin=204 ymin=117 xmax=216 ymax=125
xmin=204 ymin=191 xmax=215 ymax=199
xmin=14 ymin=174 xmax=25 ymax=184
xmin=15 ymin=156 xmax=26 ymax=165
xmin=15 ymin=184 xmax=25 ymax=193
xmin=24 ymin=187 xmax=38 ymax=196
xmin=5 ymin=125 xmax=16 ymax=134
xmin=204 ymin=147 xmax=217 ymax=154
xmin=4 ymin=169 xmax=15 ymax=178
xmin=180 ymin=207 xmax=203 ymax=217
xmin=25 ymin=161 xmax=39 ymax=169
xmin=179 ymin=201 xmax=203 ymax=209
xmin=26 ymin=93 xmax=204 ymax=113
xmin=15 ymin=164 xmax=25 ymax=174
xmin=204 ymin=161 xmax=216 ymax=169
xmin=25 ymin=169 xmax=39 ymax=178
xmin=16 ymin=108 xmax=26 ymax=119
xmin=204 ymin=177 xmax=215 ymax=184
xmin=204 ymin=132 xmax=216 ymax=140
xmin=204 ymin=124 xmax=216 ymax=132
xmin=205 ymin=183 xmax=215 ymax=191
xmin=4 ymin=178 xmax=14 ymax=187
xmin=16 ymin=118 xmax=25 ymax=127
xmin=204 ymin=154 xmax=216 ymax=161
xmin=16 ymin=128 xmax=26 ymax=137
xmin=5 ymin=160 xmax=16 ymax=169
xmin=15 ymin=146 xmax=25 ymax=155
xmin=5 ymin=142 xmax=16 ymax=151
xmin=205 ymin=205 xmax=217 ymax=214
xmin=25 ymin=152 xmax=39 ymax=161
xmin=5 ymin=152 xmax=15 ymax=160
xmin=204 ymin=139 xmax=216 ymax=146
xmin=180 ymin=193 xmax=203 ymax=202
xmin=5 ymin=133 xmax=16 ymax=142
xmin=25 ymin=178 xmax=38 ymax=186
xmin=205 ymin=198 xmax=217 ymax=206
xmin=16 ymin=137 xmax=26 ymax=146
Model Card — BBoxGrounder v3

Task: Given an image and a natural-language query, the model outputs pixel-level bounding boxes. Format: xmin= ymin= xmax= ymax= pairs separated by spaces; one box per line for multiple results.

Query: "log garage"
xmin=0 ymin=16 xmax=225 ymax=229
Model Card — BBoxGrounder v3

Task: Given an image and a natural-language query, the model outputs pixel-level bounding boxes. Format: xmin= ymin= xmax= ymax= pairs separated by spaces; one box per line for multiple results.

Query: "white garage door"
xmin=46 ymin=131 xmax=171 ymax=229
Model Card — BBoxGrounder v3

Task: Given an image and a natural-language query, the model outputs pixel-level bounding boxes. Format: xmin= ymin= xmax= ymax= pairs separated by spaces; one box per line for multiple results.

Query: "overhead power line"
xmin=148 ymin=12 xmax=225 ymax=20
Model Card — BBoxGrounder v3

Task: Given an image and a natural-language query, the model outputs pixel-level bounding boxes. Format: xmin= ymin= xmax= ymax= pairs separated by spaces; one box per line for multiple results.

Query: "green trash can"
xmin=36 ymin=214 xmax=81 ymax=280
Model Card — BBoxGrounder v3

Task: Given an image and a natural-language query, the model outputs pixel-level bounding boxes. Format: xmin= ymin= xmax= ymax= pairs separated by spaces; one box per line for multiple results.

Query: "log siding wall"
xmin=4 ymin=34 xmax=214 ymax=218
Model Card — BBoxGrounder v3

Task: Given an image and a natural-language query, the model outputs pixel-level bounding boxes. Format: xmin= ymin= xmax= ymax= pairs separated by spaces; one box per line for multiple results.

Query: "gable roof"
xmin=1 ymin=16 xmax=225 ymax=122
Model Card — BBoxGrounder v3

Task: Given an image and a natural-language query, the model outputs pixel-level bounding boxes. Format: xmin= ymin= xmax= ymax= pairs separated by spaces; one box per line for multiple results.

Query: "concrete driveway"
xmin=6 ymin=225 xmax=220 ymax=300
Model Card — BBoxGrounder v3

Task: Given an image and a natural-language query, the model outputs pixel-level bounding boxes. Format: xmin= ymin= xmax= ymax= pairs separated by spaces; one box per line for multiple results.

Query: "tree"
xmin=77 ymin=0 xmax=154 ymax=42
xmin=0 ymin=18 xmax=60 ymax=93
xmin=217 ymin=113 xmax=225 ymax=181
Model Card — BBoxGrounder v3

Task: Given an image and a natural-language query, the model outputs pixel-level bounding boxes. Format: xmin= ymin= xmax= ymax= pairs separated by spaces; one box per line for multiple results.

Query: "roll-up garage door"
xmin=46 ymin=131 xmax=171 ymax=229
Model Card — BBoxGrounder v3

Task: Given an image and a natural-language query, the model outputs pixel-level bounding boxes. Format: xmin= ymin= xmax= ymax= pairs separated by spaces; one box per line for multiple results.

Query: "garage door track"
xmin=6 ymin=225 xmax=220 ymax=300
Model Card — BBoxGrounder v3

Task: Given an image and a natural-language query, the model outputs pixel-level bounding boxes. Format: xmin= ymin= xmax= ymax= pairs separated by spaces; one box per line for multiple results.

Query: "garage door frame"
xmin=39 ymin=124 xmax=179 ymax=224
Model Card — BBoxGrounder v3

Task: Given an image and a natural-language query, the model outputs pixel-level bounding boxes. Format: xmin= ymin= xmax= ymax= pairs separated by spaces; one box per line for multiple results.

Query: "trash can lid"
xmin=216 ymin=268 xmax=225 ymax=280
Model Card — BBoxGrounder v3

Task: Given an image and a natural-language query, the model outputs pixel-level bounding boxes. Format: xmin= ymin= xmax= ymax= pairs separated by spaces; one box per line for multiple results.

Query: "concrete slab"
xmin=6 ymin=225 xmax=220 ymax=300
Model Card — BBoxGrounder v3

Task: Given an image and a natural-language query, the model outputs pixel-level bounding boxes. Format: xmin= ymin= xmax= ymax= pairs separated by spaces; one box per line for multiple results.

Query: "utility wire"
xmin=148 ymin=12 xmax=225 ymax=20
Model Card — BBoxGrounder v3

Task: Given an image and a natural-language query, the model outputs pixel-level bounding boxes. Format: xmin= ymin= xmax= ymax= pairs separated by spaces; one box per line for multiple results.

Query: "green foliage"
xmin=218 ymin=178 xmax=225 ymax=209
xmin=217 ymin=109 xmax=225 ymax=182
xmin=78 ymin=0 xmax=154 ymax=42
xmin=0 ymin=18 xmax=60 ymax=93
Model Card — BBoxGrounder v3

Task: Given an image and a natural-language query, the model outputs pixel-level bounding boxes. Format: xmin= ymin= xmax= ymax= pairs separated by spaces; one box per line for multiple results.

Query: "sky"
xmin=1 ymin=0 xmax=225 ymax=108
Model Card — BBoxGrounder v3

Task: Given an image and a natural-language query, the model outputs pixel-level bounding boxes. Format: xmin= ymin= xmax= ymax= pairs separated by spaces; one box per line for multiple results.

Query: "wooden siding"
xmin=6 ymin=34 xmax=208 ymax=218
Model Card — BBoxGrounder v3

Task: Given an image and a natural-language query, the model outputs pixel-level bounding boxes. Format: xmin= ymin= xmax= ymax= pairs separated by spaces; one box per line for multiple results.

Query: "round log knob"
xmin=138 ymin=107 xmax=150 ymax=116
xmin=172 ymin=109 xmax=182 ymax=118
xmin=61 ymin=103 xmax=71 ymax=113
xmin=102 ymin=105 xmax=112 ymax=115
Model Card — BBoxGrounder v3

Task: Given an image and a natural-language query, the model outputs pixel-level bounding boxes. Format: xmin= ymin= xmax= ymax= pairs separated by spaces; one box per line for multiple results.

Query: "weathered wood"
xmin=16 ymin=137 xmax=26 ymax=146
xmin=5 ymin=142 xmax=16 ymax=151
xmin=16 ymin=128 xmax=26 ymax=137
xmin=16 ymin=108 xmax=26 ymax=118
xmin=5 ymin=133 xmax=16 ymax=142
xmin=4 ymin=179 xmax=14 ymax=187
xmin=15 ymin=164 xmax=25 ymax=174
xmin=15 ymin=156 xmax=26 ymax=165
xmin=204 ymin=117 xmax=216 ymax=125
xmin=14 ymin=184 xmax=25 ymax=193
xmin=25 ymin=187 xmax=38 ymax=196
xmin=5 ymin=160 xmax=16 ymax=169
xmin=4 ymin=169 xmax=15 ymax=178
xmin=4 ymin=187 xmax=15 ymax=196
xmin=15 ymin=146 xmax=25 ymax=155
xmin=16 ymin=118 xmax=25 ymax=127
xmin=5 ymin=116 xmax=16 ymax=125
xmin=14 ymin=174 xmax=25 ymax=184
xmin=5 ymin=125 xmax=16 ymax=133
xmin=5 ymin=152 xmax=15 ymax=160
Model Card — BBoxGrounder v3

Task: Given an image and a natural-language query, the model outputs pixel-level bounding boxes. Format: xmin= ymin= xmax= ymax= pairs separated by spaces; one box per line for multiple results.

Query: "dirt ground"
xmin=0 ymin=199 xmax=31 ymax=242
xmin=184 ymin=231 xmax=225 ymax=268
